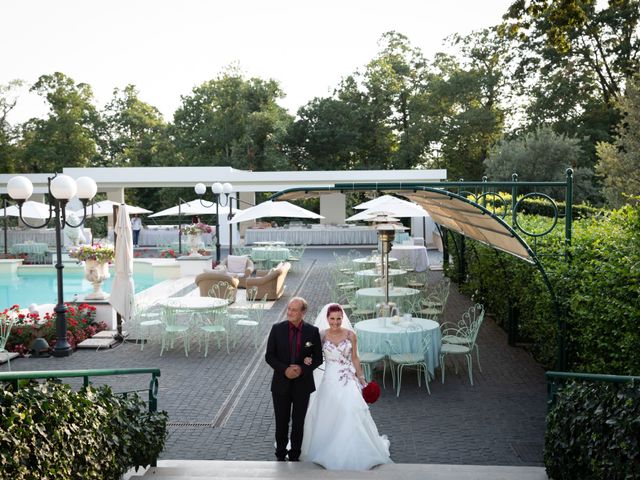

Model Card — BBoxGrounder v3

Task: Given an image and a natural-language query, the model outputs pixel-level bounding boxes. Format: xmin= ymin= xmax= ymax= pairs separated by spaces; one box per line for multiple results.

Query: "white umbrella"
xmin=354 ymin=195 xmax=401 ymax=210
xmin=108 ymin=204 xmax=135 ymax=337
xmin=79 ymin=199 xmax=151 ymax=217
xmin=148 ymin=198 xmax=241 ymax=218
xmin=3 ymin=200 xmax=53 ymax=219
xmin=229 ymin=200 xmax=323 ymax=224
xmin=346 ymin=199 xmax=430 ymax=221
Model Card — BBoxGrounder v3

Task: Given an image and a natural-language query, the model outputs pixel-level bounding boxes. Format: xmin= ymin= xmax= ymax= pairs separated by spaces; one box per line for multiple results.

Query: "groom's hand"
xmin=285 ymin=364 xmax=302 ymax=379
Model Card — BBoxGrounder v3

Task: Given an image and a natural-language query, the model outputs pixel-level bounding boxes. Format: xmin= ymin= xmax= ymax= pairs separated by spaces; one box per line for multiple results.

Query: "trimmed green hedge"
xmin=545 ymin=380 xmax=640 ymax=479
xmin=446 ymin=205 xmax=640 ymax=374
xmin=0 ymin=381 xmax=168 ymax=479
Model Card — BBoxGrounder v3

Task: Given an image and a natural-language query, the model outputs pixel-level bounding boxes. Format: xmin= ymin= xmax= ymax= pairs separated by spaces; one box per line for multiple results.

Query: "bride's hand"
xmin=303 ymin=356 xmax=312 ymax=366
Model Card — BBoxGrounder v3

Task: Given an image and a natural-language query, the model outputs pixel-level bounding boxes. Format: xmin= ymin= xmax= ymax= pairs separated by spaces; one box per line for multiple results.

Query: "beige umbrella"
xmin=108 ymin=204 xmax=135 ymax=338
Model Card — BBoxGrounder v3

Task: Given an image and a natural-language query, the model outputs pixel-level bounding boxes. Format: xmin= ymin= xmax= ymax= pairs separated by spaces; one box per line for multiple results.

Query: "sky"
xmin=2 ymin=0 xmax=515 ymax=124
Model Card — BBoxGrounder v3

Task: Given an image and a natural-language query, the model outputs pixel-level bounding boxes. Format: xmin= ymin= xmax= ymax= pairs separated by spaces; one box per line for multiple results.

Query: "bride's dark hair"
xmin=326 ymin=304 xmax=343 ymax=317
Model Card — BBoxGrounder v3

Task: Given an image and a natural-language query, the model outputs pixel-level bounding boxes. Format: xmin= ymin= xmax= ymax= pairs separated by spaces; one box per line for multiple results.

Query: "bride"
xmin=300 ymin=303 xmax=392 ymax=470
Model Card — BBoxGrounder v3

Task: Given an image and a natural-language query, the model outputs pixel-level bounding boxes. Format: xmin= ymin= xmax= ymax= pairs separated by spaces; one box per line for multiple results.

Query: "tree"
xmin=500 ymin=0 xmax=640 ymax=167
xmin=485 ymin=127 xmax=598 ymax=203
xmin=596 ymin=74 xmax=640 ymax=208
xmin=0 ymin=79 xmax=25 ymax=173
xmin=171 ymin=67 xmax=292 ymax=170
xmin=18 ymin=72 xmax=99 ymax=173
xmin=99 ymin=85 xmax=174 ymax=168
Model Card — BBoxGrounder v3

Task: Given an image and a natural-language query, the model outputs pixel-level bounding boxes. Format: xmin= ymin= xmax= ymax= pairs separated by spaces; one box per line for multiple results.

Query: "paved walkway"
xmin=1 ymin=248 xmax=546 ymax=467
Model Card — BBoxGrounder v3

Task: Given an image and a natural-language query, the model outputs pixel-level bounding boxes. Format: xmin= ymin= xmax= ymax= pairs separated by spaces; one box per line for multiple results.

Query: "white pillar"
xmin=320 ymin=193 xmax=346 ymax=224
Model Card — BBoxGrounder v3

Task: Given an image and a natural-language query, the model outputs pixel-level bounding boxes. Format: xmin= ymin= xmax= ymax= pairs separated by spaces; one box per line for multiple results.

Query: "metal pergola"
xmin=271 ymin=169 xmax=575 ymax=370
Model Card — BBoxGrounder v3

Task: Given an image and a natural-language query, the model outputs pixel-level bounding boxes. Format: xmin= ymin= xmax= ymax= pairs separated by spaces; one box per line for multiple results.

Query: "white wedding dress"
xmin=300 ymin=305 xmax=392 ymax=470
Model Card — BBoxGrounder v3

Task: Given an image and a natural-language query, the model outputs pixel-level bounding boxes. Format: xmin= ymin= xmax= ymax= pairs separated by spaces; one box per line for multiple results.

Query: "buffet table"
xmin=245 ymin=226 xmax=377 ymax=245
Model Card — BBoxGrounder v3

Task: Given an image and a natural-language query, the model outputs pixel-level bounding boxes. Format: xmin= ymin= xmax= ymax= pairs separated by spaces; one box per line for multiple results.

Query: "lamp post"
xmin=7 ymin=174 xmax=97 ymax=357
xmin=2 ymin=198 xmax=8 ymax=255
xmin=221 ymin=182 xmax=234 ymax=255
xmin=369 ymin=214 xmax=406 ymax=313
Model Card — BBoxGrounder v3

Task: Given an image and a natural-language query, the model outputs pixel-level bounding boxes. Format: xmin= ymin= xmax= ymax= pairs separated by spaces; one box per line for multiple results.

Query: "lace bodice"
xmin=323 ymin=335 xmax=355 ymax=385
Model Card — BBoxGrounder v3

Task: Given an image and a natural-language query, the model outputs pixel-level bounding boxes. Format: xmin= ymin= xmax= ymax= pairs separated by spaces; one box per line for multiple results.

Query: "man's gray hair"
xmin=289 ymin=296 xmax=308 ymax=312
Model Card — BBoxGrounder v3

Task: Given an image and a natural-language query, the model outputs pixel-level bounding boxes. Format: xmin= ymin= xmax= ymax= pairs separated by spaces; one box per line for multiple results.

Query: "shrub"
xmin=0 ymin=381 xmax=168 ymax=479
xmin=545 ymin=380 xmax=640 ymax=479
xmin=5 ymin=303 xmax=106 ymax=355
xmin=446 ymin=204 xmax=640 ymax=373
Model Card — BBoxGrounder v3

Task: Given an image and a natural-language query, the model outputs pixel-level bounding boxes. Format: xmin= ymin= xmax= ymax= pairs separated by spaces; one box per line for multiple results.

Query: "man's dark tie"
xmin=290 ymin=328 xmax=298 ymax=364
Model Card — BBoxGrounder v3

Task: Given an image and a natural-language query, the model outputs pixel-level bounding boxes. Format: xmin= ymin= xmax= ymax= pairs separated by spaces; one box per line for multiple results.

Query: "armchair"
xmin=245 ymin=262 xmax=291 ymax=300
xmin=194 ymin=270 xmax=240 ymax=304
xmin=221 ymin=255 xmax=255 ymax=289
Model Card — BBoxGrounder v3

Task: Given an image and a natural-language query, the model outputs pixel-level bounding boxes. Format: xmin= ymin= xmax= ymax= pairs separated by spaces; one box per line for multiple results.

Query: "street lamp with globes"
xmin=7 ymin=174 xmax=97 ymax=357
xmin=194 ymin=182 xmax=236 ymax=261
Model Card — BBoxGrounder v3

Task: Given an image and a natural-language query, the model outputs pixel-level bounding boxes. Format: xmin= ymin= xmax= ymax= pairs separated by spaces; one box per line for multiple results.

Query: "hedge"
xmin=446 ymin=204 xmax=640 ymax=374
xmin=545 ymin=380 xmax=640 ymax=479
xmin=0 ymin=381 xmax=168 ymax=479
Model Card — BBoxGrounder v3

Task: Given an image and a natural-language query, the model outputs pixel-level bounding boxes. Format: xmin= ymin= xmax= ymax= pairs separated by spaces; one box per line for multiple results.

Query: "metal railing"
xmin=546 ymin=371 xmax=640 ymax=410
xmin=0 ymin=367 xmax=161 ymax=413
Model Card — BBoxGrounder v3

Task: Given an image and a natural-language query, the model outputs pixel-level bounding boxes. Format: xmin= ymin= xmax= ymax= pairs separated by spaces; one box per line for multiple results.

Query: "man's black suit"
xmin=265 ymin=320 xmax=322 ymax=460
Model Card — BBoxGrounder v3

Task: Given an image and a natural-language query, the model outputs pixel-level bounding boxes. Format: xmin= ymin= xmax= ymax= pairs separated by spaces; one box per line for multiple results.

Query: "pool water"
xmin=0 ymin=269 xmax=158 ymax=310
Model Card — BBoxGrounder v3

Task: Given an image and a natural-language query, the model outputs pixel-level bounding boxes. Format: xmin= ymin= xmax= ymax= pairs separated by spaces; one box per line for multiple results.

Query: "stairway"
xmin=128 ymin=460 xmax=548 ymax=479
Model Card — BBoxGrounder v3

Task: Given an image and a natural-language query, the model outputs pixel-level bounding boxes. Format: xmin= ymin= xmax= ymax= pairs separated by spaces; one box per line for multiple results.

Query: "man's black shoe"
xmin=276 ymin=455 xmax=286 ymax=462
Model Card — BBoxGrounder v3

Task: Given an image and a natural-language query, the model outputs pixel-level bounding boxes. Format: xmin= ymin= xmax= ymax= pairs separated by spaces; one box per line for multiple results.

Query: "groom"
xmin=265 ymin=296 xmax=322 ymax=461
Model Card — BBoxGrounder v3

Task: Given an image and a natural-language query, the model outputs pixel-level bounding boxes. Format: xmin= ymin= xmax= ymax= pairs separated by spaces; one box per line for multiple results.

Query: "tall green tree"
xmin=171 ymin=67 xmax=292 ymax=170
xmin=99 ymin=84 xmax=174 ymax=168
xmin=596 ymin=74 xmax=640 ymax=208
xmin=0 ymin=79 xmax=25 ymax=173
xmin=18 ymin=72 xmax=99 ymax=173
xmin=500 ymin=0 xmax=640 ymax=167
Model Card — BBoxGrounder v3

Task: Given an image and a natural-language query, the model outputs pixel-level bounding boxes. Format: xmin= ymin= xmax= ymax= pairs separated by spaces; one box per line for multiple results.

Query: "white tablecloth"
xmin=390 ymin=245 xmax=430 ymax=272
xmin=355 ymin=287 xmax=421 ymax=314
xmin=245 ymin=226 xmax=377 ymax=245
xmin=4 ymin=229 xmax=92 ymax=247
xmin=137 ymin=229 xmax=215 ymax=247
xmin=355 ymin=317 xmax=441 ymax=377
xmin=354 ymin=268 xmax=408 ymax=288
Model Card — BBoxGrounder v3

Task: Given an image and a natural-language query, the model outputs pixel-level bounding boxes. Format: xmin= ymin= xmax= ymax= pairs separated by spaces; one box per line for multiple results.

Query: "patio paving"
xmin=0 ymin=247 xmax=546 ymax=467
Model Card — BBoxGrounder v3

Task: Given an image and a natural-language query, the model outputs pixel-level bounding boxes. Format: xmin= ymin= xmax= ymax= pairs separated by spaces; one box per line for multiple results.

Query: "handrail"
xmin=546 ymin=371 xmax=640 ymax=410
xmin=0 ymin=367 xmax=161 ymax=413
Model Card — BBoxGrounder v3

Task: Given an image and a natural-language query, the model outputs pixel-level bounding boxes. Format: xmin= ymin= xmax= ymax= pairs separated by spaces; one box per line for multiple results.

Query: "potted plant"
xmin=69 ymin=245 xmax=115 ymax=299
xmin=181 ymin=223 xmax=212 ymax=256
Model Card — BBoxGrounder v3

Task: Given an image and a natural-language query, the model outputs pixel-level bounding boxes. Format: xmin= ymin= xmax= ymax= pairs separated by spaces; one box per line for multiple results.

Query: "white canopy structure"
xmin=229 ymin=200 xmax=323 ymax=224
xmin=148 ymin=199 xmax=241 ymax=218
xmin=347 ymin=198 xmax=430 ymax=221
xmin=79 ymin=200 xmax=151 ymax=217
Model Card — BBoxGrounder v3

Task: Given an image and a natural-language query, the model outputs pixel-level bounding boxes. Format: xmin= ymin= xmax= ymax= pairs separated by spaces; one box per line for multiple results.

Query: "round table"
xmin=355 ymin=317 xmax=441 ymax=377
xmin=159 ymin=296 xmax=228 ymax=310
xmin=253 ymin=241 xmax=287 ymax=246
xmin=352 ymin=256 xmax=398 ymax=271
xmin=354 ymin=286 xmax=421 ymax=314
xmin=11 ymin=242 xmax=49 ymax=263
xmin=354 ymin=268 xmax=407 ymax=288
xmin=251 ymin=247 xmax=291 ymax=267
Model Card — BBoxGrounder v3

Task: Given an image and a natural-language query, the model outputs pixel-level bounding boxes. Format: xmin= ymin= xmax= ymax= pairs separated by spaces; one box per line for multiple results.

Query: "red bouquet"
xmin=362 ymin=381 xmax=381 ymax=404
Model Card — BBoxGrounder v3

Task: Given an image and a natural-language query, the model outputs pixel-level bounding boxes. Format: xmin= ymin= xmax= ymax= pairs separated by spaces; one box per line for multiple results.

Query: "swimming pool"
xmin=0 ymin=267 xmax=158 ymax=310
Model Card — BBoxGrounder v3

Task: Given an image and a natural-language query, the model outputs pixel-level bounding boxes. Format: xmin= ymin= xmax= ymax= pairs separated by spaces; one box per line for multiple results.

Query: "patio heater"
xmin=371 ymin=214 xmax=407 ymax=314
xmin=7 ymin=174 xmax=97 ymax=357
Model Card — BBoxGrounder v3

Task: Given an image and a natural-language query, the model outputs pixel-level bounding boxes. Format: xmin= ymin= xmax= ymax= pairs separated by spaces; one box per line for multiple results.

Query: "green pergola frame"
xmin=271 ymin=169 xmax=574 ymax=370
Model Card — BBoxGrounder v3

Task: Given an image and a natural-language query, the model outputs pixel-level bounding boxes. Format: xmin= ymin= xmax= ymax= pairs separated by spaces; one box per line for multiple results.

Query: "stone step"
xmin=128 ymin=460 xmax=548 ymax=480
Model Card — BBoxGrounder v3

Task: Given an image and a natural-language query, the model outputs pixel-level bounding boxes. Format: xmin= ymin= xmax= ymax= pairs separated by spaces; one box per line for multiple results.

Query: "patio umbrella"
xmin=346 ymin=199 xmax=430 ymax=221
xmin=108 ymin=204 xmax=135 ymax=338
xmin=229 ymin=200 xmax=323 ymax=224
xmin=354 ymin=195 xmax=401 ymax=210
xmin=78 ymin=199 xmax=152 ymax=217
xmin=148 ymin=198 xmax=241 ymax=218
xmin=3 ymin=200 xmax=53 ymax=219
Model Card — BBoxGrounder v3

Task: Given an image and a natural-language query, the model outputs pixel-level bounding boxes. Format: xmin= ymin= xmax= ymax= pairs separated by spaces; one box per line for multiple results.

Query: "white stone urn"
xmin=187 ymin=234 xmax=203 ymax=256
xmin=84 ymin=260 xmax=110 ymax=300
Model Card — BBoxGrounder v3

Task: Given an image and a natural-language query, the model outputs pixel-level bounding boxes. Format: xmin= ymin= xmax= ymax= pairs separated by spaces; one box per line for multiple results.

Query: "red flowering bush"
xmin=4 ymin=303 xmax=106 ymax=355
xmin=159 ymin=249 xmax=177 ymax=258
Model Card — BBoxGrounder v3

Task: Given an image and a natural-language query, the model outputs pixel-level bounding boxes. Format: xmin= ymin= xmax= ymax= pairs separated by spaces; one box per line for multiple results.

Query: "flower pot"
xmin=187 ymin=234 xmax=203 ymax=256
xmin=84 ymin=260 xmax=110 ymax=300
